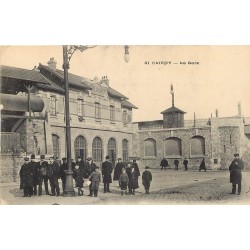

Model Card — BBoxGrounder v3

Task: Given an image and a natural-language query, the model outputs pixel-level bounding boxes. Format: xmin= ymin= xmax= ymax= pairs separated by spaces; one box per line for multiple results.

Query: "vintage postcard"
xmin=0 ymin=45 xmax=249 ymax=205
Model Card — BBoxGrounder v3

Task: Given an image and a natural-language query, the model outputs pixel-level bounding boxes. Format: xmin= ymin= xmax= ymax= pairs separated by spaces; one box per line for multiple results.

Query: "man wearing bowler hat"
xmin=102 ymin=155 xmax=113 ymax=193
xmin=229 ymin=153 xmax=244 ymax=195
xmin=20 ymin=157 xmax=34 ymax=197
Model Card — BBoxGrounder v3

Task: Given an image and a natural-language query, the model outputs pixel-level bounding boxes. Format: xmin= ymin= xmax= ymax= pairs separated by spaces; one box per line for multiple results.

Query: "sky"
xmin=1 ymin=45 xmax=250 ymax=122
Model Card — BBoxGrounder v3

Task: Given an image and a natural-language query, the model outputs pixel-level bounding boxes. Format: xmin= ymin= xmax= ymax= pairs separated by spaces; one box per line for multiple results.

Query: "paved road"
xmin=1 ymin=169 xmax=250 ymax=205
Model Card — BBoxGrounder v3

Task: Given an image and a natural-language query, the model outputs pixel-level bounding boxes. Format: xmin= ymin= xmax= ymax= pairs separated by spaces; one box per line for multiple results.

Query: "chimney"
xmin=238 ymin=101 xmax=242 ymax=116
xmin=100 ymin=76 xmax=109 ymax=87
xmin=215 ymin=109 xmax=218 ymax=118
xmin=47 ymin=57 xmax=57 ymax=71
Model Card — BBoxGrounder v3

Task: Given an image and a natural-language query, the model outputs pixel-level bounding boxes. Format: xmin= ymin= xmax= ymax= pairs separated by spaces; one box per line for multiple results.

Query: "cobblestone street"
xmin=1 ymin=169 xmax=250 ymax=205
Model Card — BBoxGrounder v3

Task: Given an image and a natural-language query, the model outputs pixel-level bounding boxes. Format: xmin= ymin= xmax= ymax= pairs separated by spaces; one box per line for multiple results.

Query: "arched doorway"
xmin=92 ymin=137 xmax=103 ymax=168
xmin=107 ymin=138 xmax=116 ymax=167
xmin=74 ymin=135 xmax=87 ymax=161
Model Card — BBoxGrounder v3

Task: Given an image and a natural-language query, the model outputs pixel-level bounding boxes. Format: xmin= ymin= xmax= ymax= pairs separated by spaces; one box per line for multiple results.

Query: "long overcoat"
xmin=73 ymin=167 xmax=84 ymax=188
xmin=20 ymin=163 xmax=34 ymax=189
xmin=127 ymin=167 xmax=139 ymax=189
xmin=29 ymin=161 xmax=39 ymax=186
xmin=229 ymin=159 xmax=244 ymax=184
xmin=102 ymin=161 xmax=113 ymax=183
xmin=113 ymin=162 xmax=125 ymax=181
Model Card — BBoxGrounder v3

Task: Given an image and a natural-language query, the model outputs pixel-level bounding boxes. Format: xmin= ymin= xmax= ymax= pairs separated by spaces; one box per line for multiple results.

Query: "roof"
xmin=121 ymin=100 xmax=138 ymax=109
xmin=108 ymin=87 xmax=128 ymax=99
xmin=0 ymin=65 xmax=51 ymax=85
xmin=38 ymin=64 xmax=92 ymax=90
xmin=161 ymin=106 xmax=186 ymax=114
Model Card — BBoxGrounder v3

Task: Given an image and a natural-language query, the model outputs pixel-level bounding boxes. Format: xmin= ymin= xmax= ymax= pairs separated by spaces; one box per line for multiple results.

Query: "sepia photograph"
xmin=1 ymin=45 xmax=249 ymax=205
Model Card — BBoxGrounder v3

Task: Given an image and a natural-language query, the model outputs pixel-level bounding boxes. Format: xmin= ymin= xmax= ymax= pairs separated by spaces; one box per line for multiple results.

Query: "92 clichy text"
xmin=144 ymin=61 xmax=199 ymax=65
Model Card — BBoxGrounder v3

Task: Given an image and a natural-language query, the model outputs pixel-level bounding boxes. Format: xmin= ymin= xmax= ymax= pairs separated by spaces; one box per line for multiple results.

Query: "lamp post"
xmin=62 ymin=45 xmax=129 ymax=197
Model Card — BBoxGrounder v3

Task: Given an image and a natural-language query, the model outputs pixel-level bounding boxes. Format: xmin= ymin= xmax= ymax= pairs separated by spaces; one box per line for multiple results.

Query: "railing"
xmin=0 ymin=132 xmax=21 ymax=153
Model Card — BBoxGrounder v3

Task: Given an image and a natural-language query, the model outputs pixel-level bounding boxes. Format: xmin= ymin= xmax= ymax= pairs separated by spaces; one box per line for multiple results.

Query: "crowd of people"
xmin=19 ymin=152 xmax=244 ymax=198
xmin=19 ymin=155 xmax=153 ymax=198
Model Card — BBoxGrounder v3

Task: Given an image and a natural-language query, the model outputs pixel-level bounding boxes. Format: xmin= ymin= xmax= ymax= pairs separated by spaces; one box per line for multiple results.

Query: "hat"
xmin=86 ymin=157 xmax=92 ymax=161
xmin=40 ymin=155 xmax=45 ymax=160
xmin=24 ymin=157 xmax=29 ymax=161
xmin=31 ymin=154 xmax=36 ymax=159
xmin=145 ymin=166 xmax=150 ymax=169
xmin=133 ymin=159 xmax=136 ymax=163
xmin=117 ymin=158 xmax=122 ymax=161
xmin=62 ymin=157 xmax=67 ymax=161
xmin=234 ymin=153 xmax=239 ymax=157
xmin=106 ymin=155 xmax=110 ymax=160
xmin=77 ymin=156 xmax=81 ymax=159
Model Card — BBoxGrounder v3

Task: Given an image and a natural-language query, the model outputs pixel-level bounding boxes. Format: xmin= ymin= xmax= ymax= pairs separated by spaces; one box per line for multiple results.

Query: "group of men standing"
xmin=20 ymin=154 xmax=61 ymax=197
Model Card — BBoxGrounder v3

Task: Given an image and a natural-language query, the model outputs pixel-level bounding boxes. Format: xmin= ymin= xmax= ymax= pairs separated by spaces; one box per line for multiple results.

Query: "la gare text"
xmin=144 ymin=61 xmax=199 ymax=65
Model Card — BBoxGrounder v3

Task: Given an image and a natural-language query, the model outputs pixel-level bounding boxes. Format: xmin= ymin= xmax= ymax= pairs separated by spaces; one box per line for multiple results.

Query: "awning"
xmin=0 ymin=93 xmax=44 ymax=112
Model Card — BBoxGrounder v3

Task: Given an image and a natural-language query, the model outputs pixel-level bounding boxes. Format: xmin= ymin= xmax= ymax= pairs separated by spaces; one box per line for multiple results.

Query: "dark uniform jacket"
xmin=127 ymin=167 xmax=139 ymax=189
xmin=229 ymin=159 xmax=244 ymax=184
xmin=160 ymin=159 xmax=169 ymax=167
xmin=37 ymin=161 xmax=49 ymax=177
xmin=183 ymin=159 xmax=188 ymax=166
xmin=102 ymin=161 xmax=113 ymax=183
xmin=48 ymin=161 xmax=61 ymax=178
xmin=73 ymin=167 xmax=84 ymax=188
xmin=84 ymin=161 xmax=96 ymax=178
xmin=20 ymin=163 xmax=34 ymax=189
xmin=142 ymin=171 xmax=152 ymax=186
xmin=113 ymin=162 xmax=125 ymax=181
xmin=29 ymin=161 xmax=39 ymax=185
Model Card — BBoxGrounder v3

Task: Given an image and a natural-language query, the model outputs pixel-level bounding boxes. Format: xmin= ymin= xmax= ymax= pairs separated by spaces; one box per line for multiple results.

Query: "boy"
xmin=142 ymin=166 xmax=152 ymax=194
xmin=119 ymin=168 xmax=129 ymax=195
xmin=88 ymin=166 xmax=101 ymax=197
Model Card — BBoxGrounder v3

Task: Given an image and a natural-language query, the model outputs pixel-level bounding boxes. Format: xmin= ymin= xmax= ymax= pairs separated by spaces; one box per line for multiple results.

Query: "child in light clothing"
xmin=119 ymin=168 xmax=129 ymax=195
xmin=88 ymin=166 xmax=101 ymax=197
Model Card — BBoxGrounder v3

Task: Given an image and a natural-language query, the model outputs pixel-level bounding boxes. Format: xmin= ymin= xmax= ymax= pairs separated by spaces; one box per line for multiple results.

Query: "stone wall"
xmin=0 ymin=153 xmax=23 ymax=182
xmin=133 ymin=127 xmax=211 ymax=169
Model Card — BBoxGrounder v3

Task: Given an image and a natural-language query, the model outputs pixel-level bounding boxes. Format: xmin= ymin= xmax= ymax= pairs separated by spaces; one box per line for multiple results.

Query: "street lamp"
xmin=62 ymin=45 xmax=129 ymax=197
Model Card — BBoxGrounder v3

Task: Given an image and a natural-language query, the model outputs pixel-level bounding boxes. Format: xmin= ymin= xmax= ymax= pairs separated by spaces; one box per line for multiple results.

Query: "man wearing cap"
xmin=113 ymin=158 xmax=125 ymax=181
xmin=19 ymin=157 xmax=34 ymax=197
xmin=229 ymin=153 xmax=244 ymax=195
xmin=29 ymin=154 xmax=39 ymax=195
xmin=60 ymin=157 xmax=67 ymax=192
xmin=48 ymin=156 xmax=61 ymax=196
xmin=102 ymin=155 xmax=113 ymax=193
xmin=37 ymin=155 xmax=50 ymax=195
xmin=84 ymin=157 xmax=97 ymax=196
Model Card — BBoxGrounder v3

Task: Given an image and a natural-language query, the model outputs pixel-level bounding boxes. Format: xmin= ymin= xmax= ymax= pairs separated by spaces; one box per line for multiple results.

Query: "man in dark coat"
xmin=132 ymin=160 xmax=140 ymax=177
xmin=160 ymin=158 xmax=168 ymax=170
xmin=37 ymin=154 xmax=50 ymax=195
xmin=142 ymin=166 xmax=152 ymax=194
xmin=127 ymin=164 xmax=139 ymax=195
xmin=183 ymin=158 xmax=189 ymax=171
xmin=199 ymin=159 xmax=207 ymax=172
xmin=48 ymin=156 xmax=61 ymax=196
xmin=20 ymin=157 xmax=34 ymax=197
xmin=29 ymin=154 xmax=39 ymax=195
xmin=76 ymin=156 xmax=85 ymax=171
xmin=102 ymin=155 xmax=113 ymax=193
xmin=83 ymin=157 xmax=97 ymax=196
xmin=60 ymin=157 xmax=67 ymax=192
xmin=113 ymin=158 xmax=125 ymax=181
xmin=174 ymin=159 xmax=179 ymax=170
xmin=229 ymin=153 xmax=244 ymax=195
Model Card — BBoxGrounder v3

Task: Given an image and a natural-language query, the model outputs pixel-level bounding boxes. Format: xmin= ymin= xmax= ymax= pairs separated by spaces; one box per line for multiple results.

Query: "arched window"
xmin=144 ymin=139 xmax=156 ymax=157
xmin=164 ymin=137 xmax=182 ymax=157
xmin=122 ymin=139 xmax=129 ymax=162
xmin=190 ymin=136 xmax=205 ymax=156
xmin=107 ymin=138 xmax=116 ymax=166
xmin=74 ymin=135 xmax=87 ymax=161
xmin=92 ymin=137 xmax=103 ymax=163
xmin=52 ymin=134 xmax=60 ymax=158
